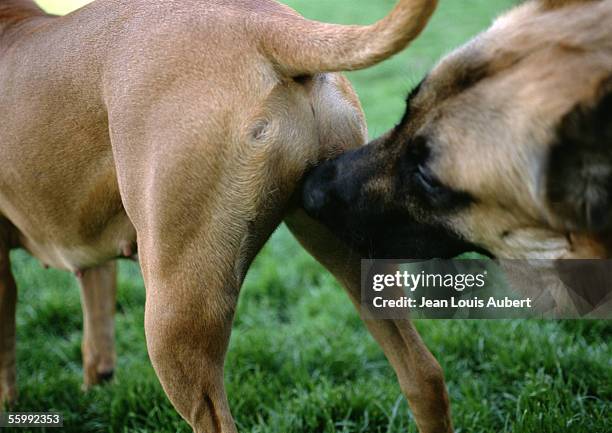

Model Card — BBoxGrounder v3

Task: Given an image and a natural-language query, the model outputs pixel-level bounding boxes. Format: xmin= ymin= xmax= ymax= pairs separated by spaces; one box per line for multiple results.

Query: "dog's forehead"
xmin=404 ymin=8 xmax=533 ymax=133
xmin=422 ymin=7 xmax=532 ymax=97
xmin=421 ymin=0 xmax=612 ymax=103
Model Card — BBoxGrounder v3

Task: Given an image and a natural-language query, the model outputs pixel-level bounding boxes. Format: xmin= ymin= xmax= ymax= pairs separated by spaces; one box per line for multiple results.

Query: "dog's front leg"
xmin=0 ymin=225 xmax=17 ymax=406
xmin=78 ymin=261 xmax=117 ymax=389
xmin=286 ymin=210 xmax=453 ymax=433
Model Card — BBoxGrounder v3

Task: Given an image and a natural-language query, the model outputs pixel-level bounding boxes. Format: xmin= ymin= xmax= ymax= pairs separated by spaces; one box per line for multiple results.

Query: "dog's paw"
xmin=82 ymin=365 xmax=115 ymax=391
xmin=0 ymin=384 xmax=17 ymax=409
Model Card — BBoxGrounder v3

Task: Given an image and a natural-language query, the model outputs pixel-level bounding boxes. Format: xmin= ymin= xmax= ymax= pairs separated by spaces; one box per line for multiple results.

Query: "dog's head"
xmin=303 ymin=0 xmax=612 ymax=259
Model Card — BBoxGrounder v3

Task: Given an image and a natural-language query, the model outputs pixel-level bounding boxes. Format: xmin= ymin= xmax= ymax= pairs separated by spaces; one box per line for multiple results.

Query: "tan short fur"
xmin=0 ymin=1 xmax=456 ymax=432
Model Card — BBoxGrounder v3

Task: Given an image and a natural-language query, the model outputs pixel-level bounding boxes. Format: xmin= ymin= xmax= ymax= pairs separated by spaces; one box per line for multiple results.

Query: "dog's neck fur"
xmin=0 ymin=0 xmax=46 ymax=42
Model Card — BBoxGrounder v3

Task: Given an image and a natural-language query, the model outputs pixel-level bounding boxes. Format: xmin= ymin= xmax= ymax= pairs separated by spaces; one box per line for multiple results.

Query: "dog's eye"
xmin=415 ymin=164 xmax=443 ymax=194
xmin=412 ymin=163 xmax=475 ymax=210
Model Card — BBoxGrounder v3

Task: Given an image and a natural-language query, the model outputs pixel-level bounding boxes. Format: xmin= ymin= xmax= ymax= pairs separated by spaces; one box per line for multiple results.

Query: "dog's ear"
xmin=546 ymin=78 xmax=612 ymax=232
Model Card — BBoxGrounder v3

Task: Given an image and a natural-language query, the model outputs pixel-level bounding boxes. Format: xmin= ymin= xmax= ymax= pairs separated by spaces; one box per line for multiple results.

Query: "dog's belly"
xmin=0 ymin=176 xmax=137 ymax=272
xmin=0 ymin=124 xmax=137 ymax=271
xmin=0 ymin=99 xmax=136 ymax=272
xmin=15 ymin=212 xmax=136 ymax=273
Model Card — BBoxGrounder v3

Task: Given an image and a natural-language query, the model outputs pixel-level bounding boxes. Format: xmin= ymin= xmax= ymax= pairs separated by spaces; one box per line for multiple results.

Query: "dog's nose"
xmin=302 ymin=184 xmax=328 ymax=218
xmin=302 ymin=160 xmax=339 ymax=219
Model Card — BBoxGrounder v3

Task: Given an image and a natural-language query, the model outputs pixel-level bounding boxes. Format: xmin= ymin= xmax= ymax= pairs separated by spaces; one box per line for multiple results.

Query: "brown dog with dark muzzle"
xmin=0 ymin=1 xmax=465 ymax=432
xmin=304 ymin=0 xmax=612 ymax=261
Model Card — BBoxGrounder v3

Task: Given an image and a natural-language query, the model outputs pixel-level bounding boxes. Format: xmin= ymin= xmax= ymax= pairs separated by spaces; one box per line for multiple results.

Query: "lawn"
xmin=7 ymin=1 xmax=612 ymax=432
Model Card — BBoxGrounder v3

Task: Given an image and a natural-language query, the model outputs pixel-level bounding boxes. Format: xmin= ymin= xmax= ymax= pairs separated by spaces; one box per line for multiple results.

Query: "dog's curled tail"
xmin=261 ymin=0 xmax=438 ymax=76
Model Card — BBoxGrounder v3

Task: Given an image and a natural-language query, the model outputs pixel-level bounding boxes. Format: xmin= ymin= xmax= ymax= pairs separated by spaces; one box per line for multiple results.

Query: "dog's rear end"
xmin=0 ymin=1 xmax=454 ymax=432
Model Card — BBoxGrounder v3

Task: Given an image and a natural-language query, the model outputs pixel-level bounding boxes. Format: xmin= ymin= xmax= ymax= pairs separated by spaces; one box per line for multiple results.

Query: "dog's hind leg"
xmin=116 ymin=153 xmax=282 ymax=431
xmin=0 ymin=222 xmax=17 ymax=406
xmin=118 ymin=160 xmax=252 ymax=433
xmin=141 ymin=259 xmax=239 ymax=433
xmin=286 ymin=209 xmax=454 ymax=433
xmin=78 ymin=261 xmax=117 ymax=389
xmin=133 ymin=212 xmax=248 ymax=433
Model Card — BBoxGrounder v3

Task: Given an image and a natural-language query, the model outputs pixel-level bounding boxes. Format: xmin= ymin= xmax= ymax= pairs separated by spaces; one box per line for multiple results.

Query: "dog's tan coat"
xmin=0 ymin=1 xmax=453 ymax=432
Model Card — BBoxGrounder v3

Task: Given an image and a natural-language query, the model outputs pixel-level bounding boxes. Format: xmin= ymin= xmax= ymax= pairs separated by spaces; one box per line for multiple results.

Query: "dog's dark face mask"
xmin=302 ymin=132 xmax=490 ymax=259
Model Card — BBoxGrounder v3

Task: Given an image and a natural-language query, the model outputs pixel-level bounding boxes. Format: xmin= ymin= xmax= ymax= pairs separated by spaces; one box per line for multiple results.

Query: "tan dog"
xmin=303 ymin=0 xmax=612 ymax=262
xmin=0 ymin=1 xmax=459 ymax=432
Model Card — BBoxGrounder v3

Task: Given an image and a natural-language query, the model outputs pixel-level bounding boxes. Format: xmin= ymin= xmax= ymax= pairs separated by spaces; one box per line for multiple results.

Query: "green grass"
xmin=7 ymin=1 xmax=612 ymax=432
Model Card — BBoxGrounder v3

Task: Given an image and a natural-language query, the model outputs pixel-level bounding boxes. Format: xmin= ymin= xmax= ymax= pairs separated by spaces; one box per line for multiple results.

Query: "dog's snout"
xmin=302 ymin=146 xmax=380 ymax=223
